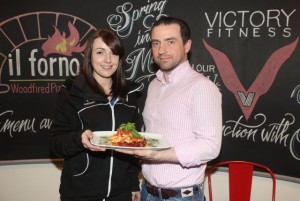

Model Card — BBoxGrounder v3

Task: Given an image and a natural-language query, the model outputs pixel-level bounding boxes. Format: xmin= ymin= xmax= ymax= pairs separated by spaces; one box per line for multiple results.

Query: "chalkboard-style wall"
xmin=0 ymin=0 xmax=300 ymax=180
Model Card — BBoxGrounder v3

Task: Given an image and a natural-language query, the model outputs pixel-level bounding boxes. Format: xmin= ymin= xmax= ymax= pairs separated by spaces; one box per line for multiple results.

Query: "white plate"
xmin=91 ymin=131 xmax=171 ymax=150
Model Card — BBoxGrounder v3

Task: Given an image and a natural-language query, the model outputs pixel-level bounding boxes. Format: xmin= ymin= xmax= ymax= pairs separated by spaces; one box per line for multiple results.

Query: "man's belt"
xmin=145 ymin=180 xmax=202 ymax=199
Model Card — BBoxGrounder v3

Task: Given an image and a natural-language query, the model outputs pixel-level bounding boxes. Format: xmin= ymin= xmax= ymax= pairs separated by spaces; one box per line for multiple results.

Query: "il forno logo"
xmin=42 ymin=22 xmax=86 ymax=57
xmin=0 ymin=11 xmax=96 ymax=94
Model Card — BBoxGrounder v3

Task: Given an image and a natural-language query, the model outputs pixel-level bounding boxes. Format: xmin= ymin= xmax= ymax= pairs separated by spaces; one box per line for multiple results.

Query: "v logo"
xmin=203 ymin=38 xmax=298 ymax=120
xmin=237 ymin=91 xmax=255 ymax=107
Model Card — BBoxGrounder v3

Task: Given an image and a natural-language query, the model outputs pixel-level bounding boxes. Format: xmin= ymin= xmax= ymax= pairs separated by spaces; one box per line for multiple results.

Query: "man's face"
xmin=150 ymin=23 xmax=191 ymax=72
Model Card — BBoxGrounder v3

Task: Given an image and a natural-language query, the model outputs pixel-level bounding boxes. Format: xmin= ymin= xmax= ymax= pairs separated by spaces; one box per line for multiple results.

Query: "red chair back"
xmin=207 ymin=161 xmax=276 ymax=201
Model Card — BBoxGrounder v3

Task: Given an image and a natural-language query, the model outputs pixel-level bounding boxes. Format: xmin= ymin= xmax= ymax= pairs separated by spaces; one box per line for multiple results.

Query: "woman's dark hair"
xmin=81 ymin=29 xmax=127 ymax=101
xmin=151 ymin=16 xmax=191 ymax=44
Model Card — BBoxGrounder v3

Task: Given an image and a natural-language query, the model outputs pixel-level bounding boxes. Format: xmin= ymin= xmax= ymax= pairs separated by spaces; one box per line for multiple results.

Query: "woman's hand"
xmin=81 ymin=129 xmax=106 ymax=152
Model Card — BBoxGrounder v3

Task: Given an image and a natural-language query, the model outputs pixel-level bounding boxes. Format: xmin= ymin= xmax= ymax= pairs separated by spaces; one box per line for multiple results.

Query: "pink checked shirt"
xmin=142 ymin=61 xmax=222 ymax=188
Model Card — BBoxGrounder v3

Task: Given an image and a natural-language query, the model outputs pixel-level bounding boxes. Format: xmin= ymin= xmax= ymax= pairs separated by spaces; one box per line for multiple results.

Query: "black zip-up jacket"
xmin=50 ymin=74 xmax=143 ymax=201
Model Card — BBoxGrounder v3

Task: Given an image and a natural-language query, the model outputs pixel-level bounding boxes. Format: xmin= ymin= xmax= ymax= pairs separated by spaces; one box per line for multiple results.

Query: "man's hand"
xmin=131 ymin=191 xmax=141 ymax=201
xmin=115 ymin=147 xmax=178 ymax=163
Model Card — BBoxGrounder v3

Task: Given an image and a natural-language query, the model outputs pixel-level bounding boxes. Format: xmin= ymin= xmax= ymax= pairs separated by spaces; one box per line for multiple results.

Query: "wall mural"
xmin=0 ymin=0 xmax=299 ymax=180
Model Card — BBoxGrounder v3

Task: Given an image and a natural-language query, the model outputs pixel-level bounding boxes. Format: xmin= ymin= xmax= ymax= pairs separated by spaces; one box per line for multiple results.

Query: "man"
xmin=119 ymin=16 xmax=222 ymax=201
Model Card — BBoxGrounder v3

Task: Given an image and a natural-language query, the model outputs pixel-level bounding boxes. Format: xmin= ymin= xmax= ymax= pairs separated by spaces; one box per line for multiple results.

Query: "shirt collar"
xmin=156 ymin=60 xmax=191 ymax=85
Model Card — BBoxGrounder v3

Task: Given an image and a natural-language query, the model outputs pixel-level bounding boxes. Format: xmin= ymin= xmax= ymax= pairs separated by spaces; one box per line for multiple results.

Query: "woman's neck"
xmin=93 ymin=73 xmax=113 ymax=99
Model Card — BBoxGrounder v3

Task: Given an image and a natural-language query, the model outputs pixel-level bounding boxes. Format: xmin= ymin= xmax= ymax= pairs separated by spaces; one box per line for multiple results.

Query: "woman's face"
xmin=91 ymin=37 xmax=119 ymax=81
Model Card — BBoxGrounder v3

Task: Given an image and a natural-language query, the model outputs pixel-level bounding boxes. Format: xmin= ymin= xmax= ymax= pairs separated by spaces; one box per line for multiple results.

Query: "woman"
xmin=50 ymin=29 xmax=142 ymax=201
